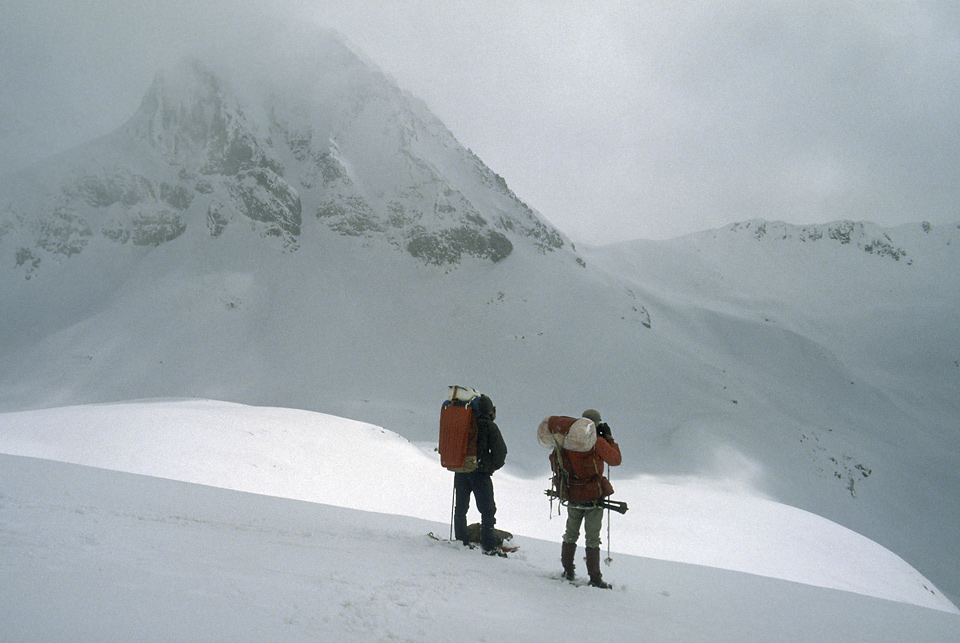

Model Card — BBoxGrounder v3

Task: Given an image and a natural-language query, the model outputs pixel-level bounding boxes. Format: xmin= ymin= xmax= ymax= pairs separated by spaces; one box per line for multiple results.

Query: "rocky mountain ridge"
xmin=0 ymin=33 xmax=568 ymax=280
xmin=718 ymin=218 xmax=958 ymax=262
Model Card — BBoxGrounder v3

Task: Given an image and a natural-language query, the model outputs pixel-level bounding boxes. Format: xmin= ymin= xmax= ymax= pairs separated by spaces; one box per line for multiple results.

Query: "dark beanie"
xmin=582 ymin=409 xmax=602 ymax=423
xmin=476 ymin=394 xmax=495 ymax=417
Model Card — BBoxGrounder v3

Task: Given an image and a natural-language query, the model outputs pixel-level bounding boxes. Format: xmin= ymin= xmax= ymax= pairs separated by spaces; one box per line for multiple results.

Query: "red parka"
xmin=550 ymin=435 xmax=622 ymax=504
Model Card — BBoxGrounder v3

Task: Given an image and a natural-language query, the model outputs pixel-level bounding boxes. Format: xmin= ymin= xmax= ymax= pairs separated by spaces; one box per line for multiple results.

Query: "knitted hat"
xmin=581 ymin=409 xmax=602 ymax=423
xmin=476 ymin=394 xmax=496 ymax=417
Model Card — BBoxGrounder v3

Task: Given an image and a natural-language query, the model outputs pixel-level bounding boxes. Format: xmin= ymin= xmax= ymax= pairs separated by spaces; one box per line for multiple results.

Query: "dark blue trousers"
xmin=453 ymin=470 xmax=497 ymax=550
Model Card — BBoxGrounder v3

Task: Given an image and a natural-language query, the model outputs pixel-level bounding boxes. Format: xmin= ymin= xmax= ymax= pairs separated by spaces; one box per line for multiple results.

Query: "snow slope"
xmin=8 ymin=455 xmax=960 ymax=643
xmin=1 ymin=398 xmax=956 ymax=624
xmin=581 ymin=220 xmax=960 ymax=603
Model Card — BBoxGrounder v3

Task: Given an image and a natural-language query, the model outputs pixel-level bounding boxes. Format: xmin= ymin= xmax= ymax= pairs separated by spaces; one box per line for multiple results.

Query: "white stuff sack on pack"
xmin=537 ymin=416 xmax=597 ymax=452
xmin=447 ymin=385 xmax=480 ymax=404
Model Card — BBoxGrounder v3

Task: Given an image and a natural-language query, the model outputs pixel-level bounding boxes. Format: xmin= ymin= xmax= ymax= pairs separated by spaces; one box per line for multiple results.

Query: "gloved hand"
xmin=596 ymin=422 xmax=611 ymax=439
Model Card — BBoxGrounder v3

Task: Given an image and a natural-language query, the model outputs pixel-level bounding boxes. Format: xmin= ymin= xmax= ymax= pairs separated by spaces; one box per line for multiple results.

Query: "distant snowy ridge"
xmin=717 ymin=218 xmax=959 ymax=262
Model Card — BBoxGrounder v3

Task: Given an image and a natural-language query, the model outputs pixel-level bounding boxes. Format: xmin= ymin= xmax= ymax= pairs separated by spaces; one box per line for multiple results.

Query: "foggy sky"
xmin=2 ymin=0 xmax=958 ymax=243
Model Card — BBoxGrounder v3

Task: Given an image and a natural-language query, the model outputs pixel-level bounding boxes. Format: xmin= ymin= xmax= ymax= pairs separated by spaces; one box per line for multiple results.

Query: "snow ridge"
xmin=1 ymin=399 xmax=957 ymax=615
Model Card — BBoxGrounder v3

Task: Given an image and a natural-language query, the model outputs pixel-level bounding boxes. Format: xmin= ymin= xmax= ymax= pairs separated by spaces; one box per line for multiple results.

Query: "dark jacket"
xmin=473 ymin=395 xmax=507 ymax=473
xmin=477 ymin=419 xmax=507 ymax=473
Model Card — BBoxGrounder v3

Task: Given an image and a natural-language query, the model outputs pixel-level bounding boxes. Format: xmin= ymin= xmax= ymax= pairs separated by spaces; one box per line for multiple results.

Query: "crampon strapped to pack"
xmin=438 ymin=386 xmax=481 ymax=472
xmin=543 ymin=488 xmax=629 ymax=514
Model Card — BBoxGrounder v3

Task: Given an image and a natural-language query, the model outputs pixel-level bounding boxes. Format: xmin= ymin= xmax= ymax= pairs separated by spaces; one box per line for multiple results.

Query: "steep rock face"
xmin=253 ymin=41 xmax=565 ymax=265
xmin=0 ymin=34 xmax=571 ymax=278
xmin=132 ymin=62 xmax=272 ymax=174
xmin=130 ymin=61 xmax=303 ymax=243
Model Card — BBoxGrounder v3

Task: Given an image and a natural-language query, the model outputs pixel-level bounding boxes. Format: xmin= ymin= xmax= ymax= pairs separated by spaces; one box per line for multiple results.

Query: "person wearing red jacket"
xmin=550 ymin=408 xmax=622 ymax=588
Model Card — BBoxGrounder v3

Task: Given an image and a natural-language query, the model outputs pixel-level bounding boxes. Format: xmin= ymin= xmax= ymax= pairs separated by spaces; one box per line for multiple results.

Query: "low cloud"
xmin=2 ymin=1 xmax=958 ymax=242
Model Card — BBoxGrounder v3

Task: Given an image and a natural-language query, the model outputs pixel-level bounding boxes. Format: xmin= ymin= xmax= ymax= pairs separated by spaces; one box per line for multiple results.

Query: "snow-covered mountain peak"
xmin=0 ymin=27 xmax=569 ymax=277
xmin=126 ymin=59 xmax=266 ymax=175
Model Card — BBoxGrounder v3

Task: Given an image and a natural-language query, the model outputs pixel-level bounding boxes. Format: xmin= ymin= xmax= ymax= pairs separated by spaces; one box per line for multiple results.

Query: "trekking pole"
xmin=606 ymin=505 xmax=612 ymax=564
xmin=605 ymin=464 xmax=613 ymax=564
xmin=449 ymin=477 xmax=456 ymax=541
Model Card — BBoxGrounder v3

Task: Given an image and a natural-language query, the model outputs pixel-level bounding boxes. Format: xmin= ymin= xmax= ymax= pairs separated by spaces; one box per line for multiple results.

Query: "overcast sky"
xmin=2 ymin=1 xmax=958 ymax=243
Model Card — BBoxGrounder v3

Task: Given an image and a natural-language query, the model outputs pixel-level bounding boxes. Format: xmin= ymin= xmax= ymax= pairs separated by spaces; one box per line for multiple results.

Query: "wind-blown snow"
xmin=1 ymin=398 xmax=957 ymax=643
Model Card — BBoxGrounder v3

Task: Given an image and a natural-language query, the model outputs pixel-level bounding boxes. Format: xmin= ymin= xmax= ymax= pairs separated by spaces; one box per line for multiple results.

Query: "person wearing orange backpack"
xmin=550 ymin=408 xmax=622 ymax=588
xmin=453 ymin=394 xmax=508 ymax=555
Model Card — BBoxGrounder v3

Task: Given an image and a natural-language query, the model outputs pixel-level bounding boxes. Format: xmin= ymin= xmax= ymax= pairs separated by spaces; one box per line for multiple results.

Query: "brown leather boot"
xmin=585 ymin=547 xmax=612 ymax=589
xmin=561 ymin=541 xmax=577 ymax=581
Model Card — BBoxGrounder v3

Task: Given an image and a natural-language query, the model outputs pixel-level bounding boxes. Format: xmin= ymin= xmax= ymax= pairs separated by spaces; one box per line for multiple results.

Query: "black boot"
xmin=585 ymin=547 xmax=612 ymax=589
xmin=561 ymin=541 xmax=577 ymax=581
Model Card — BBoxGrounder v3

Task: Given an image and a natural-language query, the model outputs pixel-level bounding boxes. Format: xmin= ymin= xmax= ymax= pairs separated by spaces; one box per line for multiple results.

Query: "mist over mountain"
xmin=1 ymin=29 xmax=958 ymax=604
xmin=0 ymin=30 xmax=564 ymax=275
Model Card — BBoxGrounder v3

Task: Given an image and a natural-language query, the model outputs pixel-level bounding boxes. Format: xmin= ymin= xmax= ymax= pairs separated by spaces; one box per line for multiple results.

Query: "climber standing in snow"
xmin=552 ymin=409 xmax=622 ymax=588
xmin=453 ymin=394 xmax=508 ymax=555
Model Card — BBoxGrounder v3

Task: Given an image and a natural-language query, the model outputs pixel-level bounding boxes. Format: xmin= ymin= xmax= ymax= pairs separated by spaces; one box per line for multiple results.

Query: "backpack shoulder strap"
xmin=551 ymin=446 xmax=573 ymax=499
